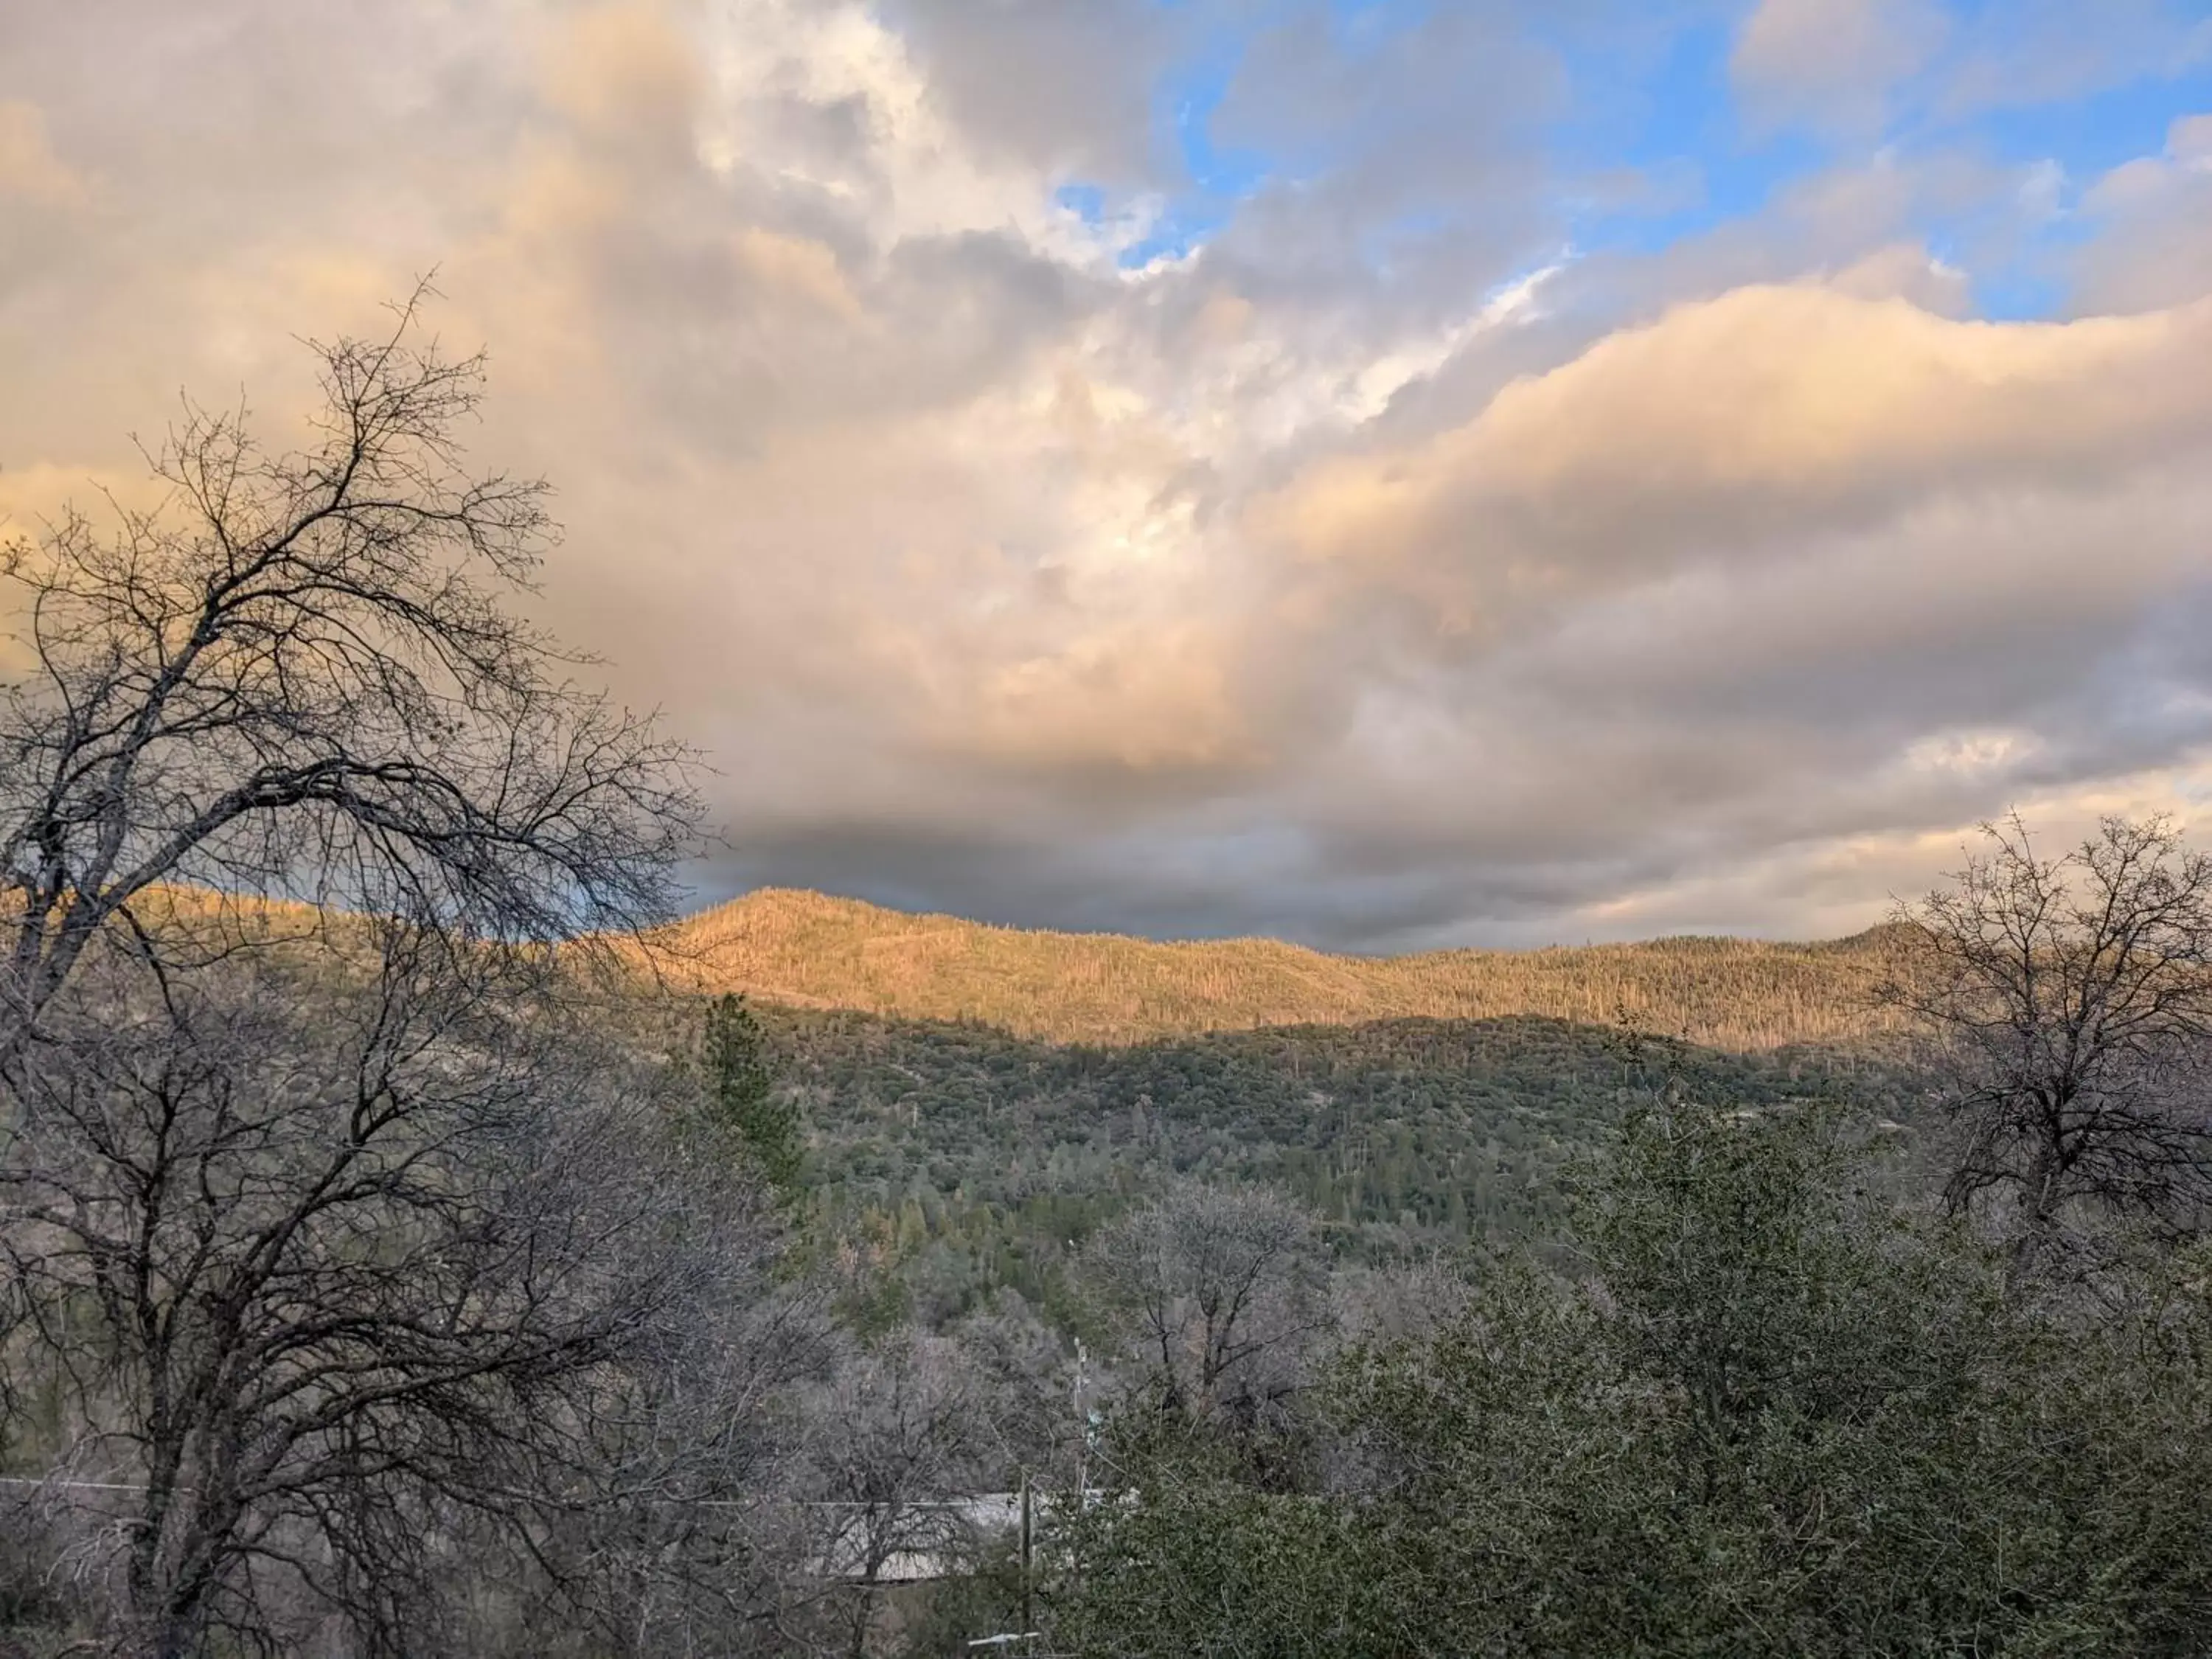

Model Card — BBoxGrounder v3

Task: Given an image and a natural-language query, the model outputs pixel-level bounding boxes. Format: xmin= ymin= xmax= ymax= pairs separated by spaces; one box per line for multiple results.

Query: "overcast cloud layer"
xmin=4 ymin=0 xmax=2211 ymax=947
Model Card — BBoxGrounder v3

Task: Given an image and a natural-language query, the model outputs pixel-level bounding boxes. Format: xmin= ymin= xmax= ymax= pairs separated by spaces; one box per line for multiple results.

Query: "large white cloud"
xmin=3 ymin=0 xmax=2210 ymax=947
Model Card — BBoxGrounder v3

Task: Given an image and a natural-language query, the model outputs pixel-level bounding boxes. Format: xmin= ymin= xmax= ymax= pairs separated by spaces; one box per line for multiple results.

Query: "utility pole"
xmin=1072 ymin=1338 xmax=1089 ymax=1500
xmin=1020 ymin=1469 xmax=1034 ymax=1638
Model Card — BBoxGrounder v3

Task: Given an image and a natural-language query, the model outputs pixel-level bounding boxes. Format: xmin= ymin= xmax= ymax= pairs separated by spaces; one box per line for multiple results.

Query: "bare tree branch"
xmin=0 ymin=283 xmax=702 ymax=1062
xmin=1879 ymin=813 xmax=2212 ymax=1249
xmin=1 ymin=928 xmax=810 ymax=1656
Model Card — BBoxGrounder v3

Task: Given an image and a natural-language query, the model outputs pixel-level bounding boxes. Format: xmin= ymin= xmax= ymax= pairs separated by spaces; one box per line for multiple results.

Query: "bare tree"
xmin=0 ymin=284 xmax=699 ymax=1058
xmin=1084 ymin=1180 xmax=1327 ymax=1427
xmin=945 ymin=1290 xmax=1086 ymax=1485
xmin=0 ymin=293 xmax=807 ymax=1656
xmin=0 ymin=925 xmax=804 ymax=1658
xmin=1882 ymin=813 xmax=2212 ymax=1242
xmin=450 ymin=1172 xmax=831 ymax=1659
xmin=796 ymin=1331 xmax=1004 ymax=1659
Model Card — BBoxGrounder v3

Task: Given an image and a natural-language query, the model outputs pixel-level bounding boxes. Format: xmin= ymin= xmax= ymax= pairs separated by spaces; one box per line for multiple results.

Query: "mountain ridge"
xmin=652 ymin=887 xmax=1912 ymax=1049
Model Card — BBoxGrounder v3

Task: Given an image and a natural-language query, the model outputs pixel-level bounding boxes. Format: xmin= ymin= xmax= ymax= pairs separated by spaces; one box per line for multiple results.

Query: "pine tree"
xmin=702 ymin=993 xmax=804 ymax=1192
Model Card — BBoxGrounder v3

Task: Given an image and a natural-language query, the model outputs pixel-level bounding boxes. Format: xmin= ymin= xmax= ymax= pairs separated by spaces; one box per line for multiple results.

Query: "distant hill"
xmin=654 ymin=888 xmax=1913 ymax=1049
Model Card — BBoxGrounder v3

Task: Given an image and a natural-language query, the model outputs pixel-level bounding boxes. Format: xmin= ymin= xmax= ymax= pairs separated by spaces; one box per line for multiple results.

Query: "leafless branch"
xmin=1879 ymin=813 xmax=2212 ymax=1249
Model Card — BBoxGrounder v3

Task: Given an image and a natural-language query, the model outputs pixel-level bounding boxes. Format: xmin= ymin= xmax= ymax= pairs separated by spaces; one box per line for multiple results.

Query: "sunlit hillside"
xmin=655 ymin=888 xmax=1913 ymax=1049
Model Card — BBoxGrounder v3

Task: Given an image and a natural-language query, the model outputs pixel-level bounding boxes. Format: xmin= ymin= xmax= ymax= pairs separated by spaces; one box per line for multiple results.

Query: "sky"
xmin=3 ymin=0 xmax=2211 ymax=950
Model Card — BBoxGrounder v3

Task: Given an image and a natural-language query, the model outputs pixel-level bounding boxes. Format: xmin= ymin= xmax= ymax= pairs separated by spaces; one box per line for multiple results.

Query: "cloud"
xmin=4 ymin=0 xmax=2212 ymax=948
xmin=1262 ymin=283 xmax=2212 ymax=594
xmin=1731 ymin=0 xmax=1948 ymax=132
xmin=2070 ymin=111 xmax=2212 ymax=315
xmin=541 ymin=0 xmax=706 ymax=146
xmin=1935 ymin=0 xmax=2212 ymax=116
xmin=1731 ymin=0 xmax=2212 ymax=136
xmin=0 ymin=100 xmax=90 ymax=207
xmin=874 ymin=0 xmax=1186 ymax=185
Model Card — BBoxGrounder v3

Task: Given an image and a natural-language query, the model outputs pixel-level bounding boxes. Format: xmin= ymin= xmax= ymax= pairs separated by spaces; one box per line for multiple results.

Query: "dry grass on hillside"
xmin=653 ymin=888 xmax=1914 ymax=1050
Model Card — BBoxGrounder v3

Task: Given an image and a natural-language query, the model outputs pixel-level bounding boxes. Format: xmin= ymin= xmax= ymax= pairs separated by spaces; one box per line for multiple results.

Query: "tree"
xmin=796 ymin=1331 xmax=1004 ymax=1659
xmin=702 ymin=992 xmax=803 ymax=1193
xmin=1053 ymin=1099 xmax=2212 ymax=1658
xmin=0 ymin=297 xmax=799 ymax=1656
xmin=1883 ymin=814 xmax=2212 ymax=1242
xmin=1083 ymin=1180 xmax=1326 ymax=1430
xmin=0 ymin=283 xmax=699 ymax=1060
xmin=0 ymin=927 xmax=809 ymax=1658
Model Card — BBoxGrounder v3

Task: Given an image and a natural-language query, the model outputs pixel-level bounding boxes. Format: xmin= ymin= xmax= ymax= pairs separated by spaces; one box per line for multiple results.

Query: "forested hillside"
xmin=759 ymin=1006 xmax=1924 ymax=1324
xmin=657 ymin=887 xmax=1915 ymax=1048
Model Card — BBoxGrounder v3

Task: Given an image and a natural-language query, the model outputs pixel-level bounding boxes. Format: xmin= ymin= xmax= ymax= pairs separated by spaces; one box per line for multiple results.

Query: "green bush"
xmin=1051 ymin=1100 xmax=2212 ymax=1656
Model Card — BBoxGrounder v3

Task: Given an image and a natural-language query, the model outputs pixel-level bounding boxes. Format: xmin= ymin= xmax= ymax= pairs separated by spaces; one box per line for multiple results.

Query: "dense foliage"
xmin=1051 ymin=1098 xmax=2212 ymax=1657
xmin=764 ymin=1007 xmax=1922 ymax=1324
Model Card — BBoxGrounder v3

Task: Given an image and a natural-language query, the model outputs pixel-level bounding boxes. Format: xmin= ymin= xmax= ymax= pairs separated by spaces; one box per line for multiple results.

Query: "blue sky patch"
xmin=1064 ymin=0 xmax=2212 ymax=310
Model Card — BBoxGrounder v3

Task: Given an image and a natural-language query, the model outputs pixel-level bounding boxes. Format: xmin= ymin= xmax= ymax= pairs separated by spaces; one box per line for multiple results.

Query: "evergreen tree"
xmin=702 ymin=993 xmax=804 ymax=1192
